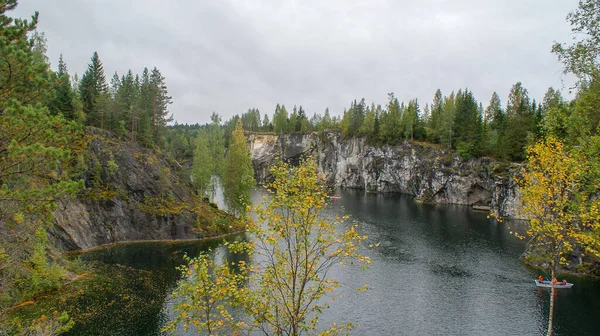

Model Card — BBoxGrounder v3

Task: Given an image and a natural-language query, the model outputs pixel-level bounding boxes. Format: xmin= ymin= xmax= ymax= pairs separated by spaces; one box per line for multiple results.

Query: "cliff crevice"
xmin=51 ymin=128 xmax=239 ymax=251
xmin=248 ymin=132 xmax=522 ymax=218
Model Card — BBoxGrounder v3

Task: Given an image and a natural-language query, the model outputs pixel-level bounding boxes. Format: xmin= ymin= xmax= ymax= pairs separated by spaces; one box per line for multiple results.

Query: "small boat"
xmin=535 ymin=280 xmax=574 ymax=288
xmin=329 ymin=195 xmax=341 ymax=199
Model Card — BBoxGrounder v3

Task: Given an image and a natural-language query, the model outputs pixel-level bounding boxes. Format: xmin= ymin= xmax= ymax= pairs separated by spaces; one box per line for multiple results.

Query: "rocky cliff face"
xmin=248 ymin=132 xmax=522 ymax=218
xmin=51 ymin=128 xmax=237 ymax=251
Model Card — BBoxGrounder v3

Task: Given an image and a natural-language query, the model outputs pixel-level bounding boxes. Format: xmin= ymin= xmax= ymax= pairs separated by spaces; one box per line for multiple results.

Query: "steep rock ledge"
xmin=51 ymin=128 xmax=238 ymax=251
xmin=248 ymin=132 xmax=522 ymax=218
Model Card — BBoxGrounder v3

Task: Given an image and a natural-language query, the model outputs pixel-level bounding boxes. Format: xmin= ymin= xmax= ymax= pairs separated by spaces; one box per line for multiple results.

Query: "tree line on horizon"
xmin=167 ymin=80 xmax=584 ymax=163
xmin=47 ymin=48 xmax=173 ymax=148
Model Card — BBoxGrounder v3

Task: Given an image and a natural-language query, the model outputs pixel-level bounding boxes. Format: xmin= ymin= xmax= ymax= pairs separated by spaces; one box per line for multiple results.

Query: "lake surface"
xmin=67 ymin=190 xmax=600 ymax=335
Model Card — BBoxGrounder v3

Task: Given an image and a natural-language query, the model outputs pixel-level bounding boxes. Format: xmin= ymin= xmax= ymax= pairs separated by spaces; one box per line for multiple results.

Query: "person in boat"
xmin=561 ymin=279 xmax=568 ymax=285
xmin=552 ymin=278 xmax=558 ymax=285
xmin=537 ymin=275 xmax=544 ymax=282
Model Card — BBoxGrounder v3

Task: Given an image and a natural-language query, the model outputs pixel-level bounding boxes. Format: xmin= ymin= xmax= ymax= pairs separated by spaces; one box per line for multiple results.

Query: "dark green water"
xmin=64 ymin=190 xmax=600 ymax=335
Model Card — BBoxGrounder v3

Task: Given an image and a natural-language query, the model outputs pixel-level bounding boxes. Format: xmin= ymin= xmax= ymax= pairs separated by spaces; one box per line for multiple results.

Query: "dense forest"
xmin=49 ymin=50 xmax=173 ymax=148
xmin=2 ymin=0 xmax=600 ymax=334
xmin=166 ymin=80 xmax=590 ymax=164
xmin=0 ymin=0 xmax=177 ymax=330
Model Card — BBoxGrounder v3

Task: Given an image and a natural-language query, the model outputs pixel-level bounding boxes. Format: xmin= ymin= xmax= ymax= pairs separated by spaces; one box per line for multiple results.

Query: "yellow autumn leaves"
xmin=166 ymin=157 xmax=373 ymax=335
xmin=518 ymin=136 xmax=600 ymax=269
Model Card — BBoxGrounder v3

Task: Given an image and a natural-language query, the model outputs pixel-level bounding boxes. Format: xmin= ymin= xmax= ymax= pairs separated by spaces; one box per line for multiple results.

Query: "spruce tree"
xmin=380 ymin=93 xmax=402 ymax=144
xmin=484 ymin=92 xmax=506 ymax=157
xmin=297 ymin=105 xmax=309 ymax=132
xmin=322 ymin=107 xmax=331 ymax=130
xmin=503 ymin=82 xmax=536 ymax=161
xmin=49 ymin=54 xmax=75 ymax=118
xmin=262 ymin=113 xmax=271 ymax=131
xmin=79 ymin=51 xmax=109 ymax=127
xmin=116 ymin=70 xmax=137 ymax=135
xmin=136 ymin=67 xmax=154 ymax=146
xmin=429 ymin=89 xmax=444 ymax=143
xmin=359 ymin=103 xmax=376 ymax=141
xmin=541 ymin=88 xmax=572 ymax=140
xmin=150 ymin=67 xmax=173 ymax=145
xmin=453 ymin=89 xmax=482 ymax=158
xmin=289 ymin=105 xmax=299 ymax=133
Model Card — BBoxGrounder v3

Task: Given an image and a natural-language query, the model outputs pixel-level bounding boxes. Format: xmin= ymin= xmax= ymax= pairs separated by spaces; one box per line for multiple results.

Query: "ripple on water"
xmin=430 ymin=264 xmax=474 ymax=278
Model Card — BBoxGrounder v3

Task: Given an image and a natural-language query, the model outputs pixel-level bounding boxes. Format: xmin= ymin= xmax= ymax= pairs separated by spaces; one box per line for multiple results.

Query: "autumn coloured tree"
xmin=167 ymin=158 xmax=372 ymax=335
xmin=163 ymin=251 xmax=250 ymax=335
xmin=244 ymin=158 xmax=371 ymax=335
xmin=518 ymin=137 xmax=600 ymax=336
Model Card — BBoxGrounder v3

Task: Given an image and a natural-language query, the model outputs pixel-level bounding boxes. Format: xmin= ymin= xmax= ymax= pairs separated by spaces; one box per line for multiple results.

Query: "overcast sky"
xmin=14 ymin=0 xmax=577 ymax=125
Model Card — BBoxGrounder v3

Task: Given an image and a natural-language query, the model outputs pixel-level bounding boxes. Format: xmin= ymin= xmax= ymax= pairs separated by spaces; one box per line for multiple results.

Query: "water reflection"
xmin=64 ymin=190 xmax=600 ymax=336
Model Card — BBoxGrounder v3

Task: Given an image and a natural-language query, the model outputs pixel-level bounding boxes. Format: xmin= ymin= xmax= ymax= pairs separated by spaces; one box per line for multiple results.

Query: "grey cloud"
xmin=13 ymin=0 xmax=577 ymax=124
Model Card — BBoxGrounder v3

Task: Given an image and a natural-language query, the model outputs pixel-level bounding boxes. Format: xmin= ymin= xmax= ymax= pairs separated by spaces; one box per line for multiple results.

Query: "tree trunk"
xmin=547 ymin=268 xmax=555 ymax=336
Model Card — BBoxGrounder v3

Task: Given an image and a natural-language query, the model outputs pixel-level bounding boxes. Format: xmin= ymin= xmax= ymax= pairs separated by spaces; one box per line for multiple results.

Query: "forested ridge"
xmin=166 ymin=81 xmax=590 ymax=164
xmin=2 ymin=0 xmax=600 ymax=334
xmin=0 ymin=1 xmax=181 ymax=331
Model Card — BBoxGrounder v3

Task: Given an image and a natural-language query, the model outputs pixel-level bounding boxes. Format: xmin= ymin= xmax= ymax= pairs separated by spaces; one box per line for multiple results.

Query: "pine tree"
xmin=0 ymin=4 xmax=51 ymax=108
xmin=0 ymin=1 xmax=82 ymax=317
